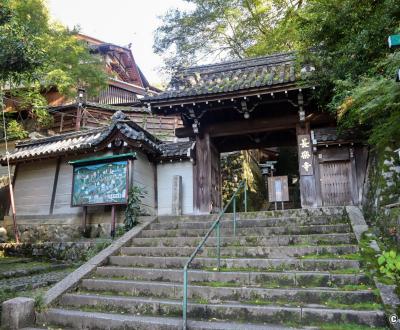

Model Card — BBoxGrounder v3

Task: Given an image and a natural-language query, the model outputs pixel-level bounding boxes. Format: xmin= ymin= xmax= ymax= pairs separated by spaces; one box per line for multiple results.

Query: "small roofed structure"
xmin=0 ymin=112 xmax=195 ymax=242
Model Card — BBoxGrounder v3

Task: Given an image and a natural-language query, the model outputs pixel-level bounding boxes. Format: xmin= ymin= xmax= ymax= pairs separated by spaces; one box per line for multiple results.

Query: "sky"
xmin=47 ymin=0 xmax=191 ymax=86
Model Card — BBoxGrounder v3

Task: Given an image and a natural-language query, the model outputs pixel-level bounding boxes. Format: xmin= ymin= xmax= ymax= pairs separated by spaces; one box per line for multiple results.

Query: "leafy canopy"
xmin=0 ymin=0 xmax=107 ymax=136
xmin=154 ymin=0 xmax=303 ymax=71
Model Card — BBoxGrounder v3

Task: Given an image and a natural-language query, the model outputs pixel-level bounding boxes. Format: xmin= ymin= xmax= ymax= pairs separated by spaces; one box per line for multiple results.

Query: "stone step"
xmin=138 ymin=224 xmax=351 ymax=238
xmin=150 ymin=216 xmax=348 ymax=230
xmin=130 ymin=233 xmax=355 ymax=247
xmin=38 ymin=308 xmax=298 ymax=330
xmin=56 ymin=295 xmax=386 ymax=327
xmin=120 ymin=245 xmax=358 ymax=258
xmin=79 ymin=279 xmax=377 ymax=305
xmin=156 ymin=208 xmax=346 ymax=223
xmin=94 ymin=266 xmax=371 ymax=287
xmin=108 ymin=256 xmax=360 ymax=271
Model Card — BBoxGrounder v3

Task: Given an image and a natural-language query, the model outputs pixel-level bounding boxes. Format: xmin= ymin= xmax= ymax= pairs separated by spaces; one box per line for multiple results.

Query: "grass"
xmin=319 ymin=323 xmax=388 ymax=330
xmin=301 ymin=252 xmax=361 ymax=260
xmin=0 ymin=261 xmax=53 ymax=273
xmin=192 ymin=281 xmax=240 ymax=288
xmin=323 ymin=300 xmax=382 ymax=311
xmin=246 ymin=298 xmax=382 ymax=311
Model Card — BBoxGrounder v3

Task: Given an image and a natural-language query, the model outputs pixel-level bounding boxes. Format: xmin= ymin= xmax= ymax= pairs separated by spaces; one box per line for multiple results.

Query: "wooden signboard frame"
xmin=268 ymin=175 xmax=289 ymax=210
xmin=69 ymin=153 xmax=136 ymax=237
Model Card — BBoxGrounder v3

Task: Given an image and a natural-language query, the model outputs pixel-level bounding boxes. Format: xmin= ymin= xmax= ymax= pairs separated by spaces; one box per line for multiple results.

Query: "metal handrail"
xmin=182 ymin=179 xmax=247 ymax=329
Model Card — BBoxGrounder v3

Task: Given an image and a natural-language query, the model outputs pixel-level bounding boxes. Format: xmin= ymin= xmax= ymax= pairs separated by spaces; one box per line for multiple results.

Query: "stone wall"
xmin=3 ymin=212 xmax=153 ymax=244
xmin=0 ymin=239 xmax=112 ymax=262
xmin=362 ymin=147 xmax=400 ymax=247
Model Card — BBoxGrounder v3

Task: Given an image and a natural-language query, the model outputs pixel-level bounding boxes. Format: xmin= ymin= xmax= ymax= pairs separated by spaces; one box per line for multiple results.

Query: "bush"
xmin=124 ymin=186 xmax=146 ymax=231
xmin=378 ymin=250 xmax=400 ymax=281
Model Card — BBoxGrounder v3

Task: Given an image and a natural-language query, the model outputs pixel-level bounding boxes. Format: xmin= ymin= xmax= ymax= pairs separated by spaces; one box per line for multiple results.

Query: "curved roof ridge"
xmin=183 ymin=51 xmax=295 ymax=74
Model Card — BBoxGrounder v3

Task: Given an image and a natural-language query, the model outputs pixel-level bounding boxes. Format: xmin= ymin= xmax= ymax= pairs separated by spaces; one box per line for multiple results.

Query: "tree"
xmin=0 ymin=0 xmax=108 ymax=136
xmin=295 ymin=0 xmax=400 ymax=147
xmin=154 ymin=0 xmax=304 ymax=71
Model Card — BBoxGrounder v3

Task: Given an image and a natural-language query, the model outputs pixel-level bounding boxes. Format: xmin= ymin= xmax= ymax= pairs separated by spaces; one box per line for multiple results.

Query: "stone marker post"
xmin=172 ymin=175 xmax=183 ymax=216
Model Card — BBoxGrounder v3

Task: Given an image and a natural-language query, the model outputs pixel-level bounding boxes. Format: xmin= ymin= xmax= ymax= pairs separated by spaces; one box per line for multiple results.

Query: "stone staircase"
xmin=36 ymin=208 xmax=388 ymax=329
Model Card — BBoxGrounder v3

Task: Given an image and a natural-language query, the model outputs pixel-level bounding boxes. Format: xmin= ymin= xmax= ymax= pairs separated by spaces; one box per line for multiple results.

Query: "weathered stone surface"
xmin=171 ymin=175 xmax=182 ymax=216
xmin=42 ymin=216 xmax=156 ymax=306
xmin=1 ymin=297 xmax=35 ymax=330
xmin=32 ymin=208 xmax=387 ymax=329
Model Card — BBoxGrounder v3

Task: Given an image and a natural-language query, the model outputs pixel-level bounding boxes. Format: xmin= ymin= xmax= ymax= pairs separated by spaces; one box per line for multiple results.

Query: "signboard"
xmin=297 ymin=134 xmax=314 ymax=176
xmin=71 ymin=161 xmax=128 ymax=206
xmin=268 ymin=176 xmax=289 ymax=202
xmin=70 ymin=153 xmax=135 ymax=207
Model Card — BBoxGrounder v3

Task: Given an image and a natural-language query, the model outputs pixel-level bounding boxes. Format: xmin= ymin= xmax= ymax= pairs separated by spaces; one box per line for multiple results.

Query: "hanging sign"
xmin=268 ymin=176 xmax=289 ymax=202
xmin=69 ymin=153 xmax=135 ymax=207
xmin=297 ymin=134 xmax=314 ymax=176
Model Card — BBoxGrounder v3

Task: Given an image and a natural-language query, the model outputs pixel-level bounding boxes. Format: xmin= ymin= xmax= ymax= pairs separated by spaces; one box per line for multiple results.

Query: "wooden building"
xmin=144 ymin=53 xmax=368 ymax=213
xmin=0 ymin=112 xmax=194 ymax=240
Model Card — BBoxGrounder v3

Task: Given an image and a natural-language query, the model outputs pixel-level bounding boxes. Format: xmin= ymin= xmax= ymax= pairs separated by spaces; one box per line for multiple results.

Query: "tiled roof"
xmin=159 ymin=141 xmax=194 ymax=160
xmin=0 ymin=112 xmax=192 ymax=164
xmin=144 ymin=52 xmax=296 ymax=102
xmin=312 ymin=127 xmax=356 ymax=144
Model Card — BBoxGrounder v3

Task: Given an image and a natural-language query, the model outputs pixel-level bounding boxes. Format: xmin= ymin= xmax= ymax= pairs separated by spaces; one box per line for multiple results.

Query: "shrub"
xmin=124 ymin=186 xmax=146 ymax=231
xmin=378 ymin=250 xmax=400 ymax=281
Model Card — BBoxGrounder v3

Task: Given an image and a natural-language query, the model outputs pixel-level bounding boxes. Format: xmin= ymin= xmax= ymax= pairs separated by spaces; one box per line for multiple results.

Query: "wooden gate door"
xmin=319 ymin=161 xmax=353 ymax=206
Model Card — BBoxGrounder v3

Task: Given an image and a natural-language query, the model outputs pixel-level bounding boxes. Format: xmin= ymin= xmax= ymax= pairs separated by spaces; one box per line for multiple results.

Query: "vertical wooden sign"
xmin=297 ymin=134 xmax=314 ymax=176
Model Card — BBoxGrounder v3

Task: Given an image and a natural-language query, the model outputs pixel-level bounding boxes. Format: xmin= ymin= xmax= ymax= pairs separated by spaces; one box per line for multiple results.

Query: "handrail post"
xmin=244 ymin=179 xmax=248 ymax=213
xmin=233 ymin=196 xmax=236 ymax=237
xmin=216 ymin=221 xmax=221 ymax=271
xmin=183 ymin=266 xmax=188 ymax=330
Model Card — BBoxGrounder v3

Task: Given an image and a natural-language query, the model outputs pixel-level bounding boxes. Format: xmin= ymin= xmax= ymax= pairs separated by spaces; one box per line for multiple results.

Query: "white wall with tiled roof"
xmin=157 ymin=161 xmax=193 ymax=215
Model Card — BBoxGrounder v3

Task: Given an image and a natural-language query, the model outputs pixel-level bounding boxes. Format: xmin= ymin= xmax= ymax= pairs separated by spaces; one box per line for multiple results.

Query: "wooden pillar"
xmin=296 ymin=123 xmax=318 ymax=208
xmin=193 ymin=132 xmax=221 ymax=214
xmin=49 ymin=157 xmax=62 ymax=215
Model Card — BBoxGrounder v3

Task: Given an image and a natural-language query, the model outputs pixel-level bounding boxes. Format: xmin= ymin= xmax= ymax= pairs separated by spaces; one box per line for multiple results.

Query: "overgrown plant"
xmin=378 ymin=250 xmax=400 ymax=282
xmin=124 ymin=186 xmax=146 ymax=231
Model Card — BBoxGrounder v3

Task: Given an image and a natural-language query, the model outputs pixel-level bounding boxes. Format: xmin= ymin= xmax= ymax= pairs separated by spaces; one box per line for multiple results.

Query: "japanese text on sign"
xmin=297 ymin=134 xmax=313 ymax=176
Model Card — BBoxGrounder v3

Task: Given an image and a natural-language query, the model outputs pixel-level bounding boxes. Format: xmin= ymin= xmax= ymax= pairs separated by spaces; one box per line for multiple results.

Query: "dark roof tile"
xmin=144 ymin=52 xmax=296 ymax=102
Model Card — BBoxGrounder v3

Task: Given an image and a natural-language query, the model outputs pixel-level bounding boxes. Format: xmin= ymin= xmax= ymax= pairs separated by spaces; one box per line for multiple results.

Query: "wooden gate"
xmin=319 ymin=161 xmax=353 ymax=206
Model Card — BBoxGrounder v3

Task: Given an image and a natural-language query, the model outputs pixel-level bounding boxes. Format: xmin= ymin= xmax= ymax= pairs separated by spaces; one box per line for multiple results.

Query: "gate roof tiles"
xmin=144 ymin=52 xmax=296 ymax=102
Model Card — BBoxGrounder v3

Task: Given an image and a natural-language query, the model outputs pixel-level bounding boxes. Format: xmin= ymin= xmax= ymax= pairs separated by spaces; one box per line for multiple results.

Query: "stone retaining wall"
xmin=2 ymin=212 xmax=154 ymax=243
xmin=0 ymin=240 xmax=112 ymax=262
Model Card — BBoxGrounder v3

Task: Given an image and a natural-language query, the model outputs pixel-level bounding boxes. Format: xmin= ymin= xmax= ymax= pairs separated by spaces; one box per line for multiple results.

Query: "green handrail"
xmin=182 ymin=179 xmax=248 ymax=329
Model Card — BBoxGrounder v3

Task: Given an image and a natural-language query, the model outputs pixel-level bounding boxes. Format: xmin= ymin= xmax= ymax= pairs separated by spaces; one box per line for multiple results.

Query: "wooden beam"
xmin=206 ymin=114 xmax=298 ymax=138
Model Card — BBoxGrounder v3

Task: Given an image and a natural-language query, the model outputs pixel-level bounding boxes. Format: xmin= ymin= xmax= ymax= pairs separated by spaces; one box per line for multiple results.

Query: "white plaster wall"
xmin=13 ymin=159 xmax=57 ymax=215
xmin=157 ymin=161 xmax=193 ymax=215
xmin=52 ymin=158 xmax=79 ymax=215
xmin=132 ymin=151 xmax=156 ymax=215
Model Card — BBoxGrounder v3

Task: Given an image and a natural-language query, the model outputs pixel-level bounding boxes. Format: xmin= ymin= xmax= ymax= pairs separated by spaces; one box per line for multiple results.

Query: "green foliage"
xmin=221 ymin=151 xmax=266 ymax=211
xmin=6 ymin=119 xmax=27 ymax=139
xmin=295 ymin=0 xmax=400 ymax=147
xmin=83 ymin=240 xmax=112 ymax=261
xmin=378 ymin=250 xmax=400 ymax=281
xmin=154 ymin=0 xmax=303 ymax=71
xmin=124 ymin=186 xmax=146 ymax=231
xmin=0 ymin=0 xmax=107 ymax=138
